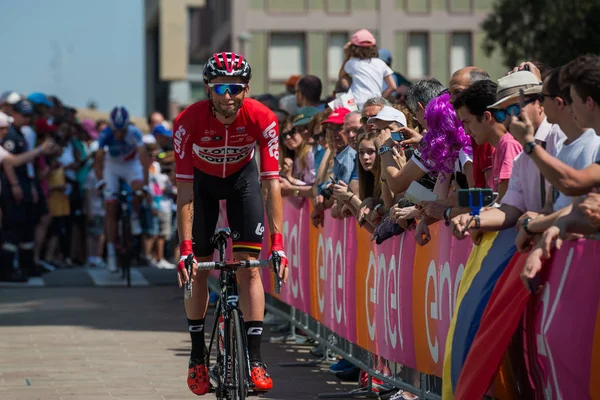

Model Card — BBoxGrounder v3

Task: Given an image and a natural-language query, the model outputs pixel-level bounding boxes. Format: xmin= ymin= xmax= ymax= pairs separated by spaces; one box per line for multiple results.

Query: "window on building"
xmin=407 ymin=33 xmax=428 ymax=79
xmin=268 ymin=33 xmax=306 ymax=81
xmin=450 ymin=33 xmax=472 ymax=74
xmin=328 ymin=32 xmax=347 ymax=81
xmin=190 ymin=82 xmax=208 ymax=102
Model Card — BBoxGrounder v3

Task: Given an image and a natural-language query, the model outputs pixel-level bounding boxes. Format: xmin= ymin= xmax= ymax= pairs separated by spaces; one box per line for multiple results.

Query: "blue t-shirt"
xmin=98 ymin=125 xmax=144 ymax=162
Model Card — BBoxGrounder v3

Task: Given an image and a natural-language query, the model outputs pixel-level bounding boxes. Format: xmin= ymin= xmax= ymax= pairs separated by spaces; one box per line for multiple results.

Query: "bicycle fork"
xmin=218 ymin=272 xmax=252 ymax=395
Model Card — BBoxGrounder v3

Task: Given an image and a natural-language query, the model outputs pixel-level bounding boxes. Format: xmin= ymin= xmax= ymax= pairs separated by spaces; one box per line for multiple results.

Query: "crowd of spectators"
xmin=250 ymin=29 xmax=600 ymax=396
xmin=0 ymin=92 xmax=179 ymax=282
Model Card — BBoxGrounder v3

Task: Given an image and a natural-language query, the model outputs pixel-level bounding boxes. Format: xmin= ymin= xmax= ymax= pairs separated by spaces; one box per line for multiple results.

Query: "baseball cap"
xmin=153 ymin=124 xmax=172 ymax=137
xmin=367 ymin=106 xmax=407 ymax=127
xmin=351 ymin=29 xmax=376 ymax=47
xmin=285 ymin=75 xmax=301 ymax=88
xmin=81 ymin=118 xmax=99 ymax=139
xmin=0 ymin=112 xmax=14 ymax=128
xmin=27 ymin=92 xmax=54 ymax=107
xmin=292 ymin=107 xmax=319 ymax=127
xmin=322 ymin=107 xmax=351 ymax=126
xmin=488 ymin=71 xmax=542 ymax=109
xmin=13 ymin=99 xmax=34 ymax=116
xmin=378 ymin=48 xmax=392 ymax=65
xmin=143 ymin=134 xmax=157 ymax=145
xmin=0 ymin=91 xmax=22 ymax=105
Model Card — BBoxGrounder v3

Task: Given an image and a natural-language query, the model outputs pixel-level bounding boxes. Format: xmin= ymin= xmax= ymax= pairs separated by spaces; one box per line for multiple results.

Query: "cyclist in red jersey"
xmin=174 ymin=52 xmax=289 ymax=396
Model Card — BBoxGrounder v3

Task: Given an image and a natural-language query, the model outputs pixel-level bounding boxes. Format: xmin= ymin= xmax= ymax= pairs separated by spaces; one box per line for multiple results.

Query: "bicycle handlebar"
xmin=195 ymin=259 xmax=268 ymax=270
xmin=184 ymin=251 xmax=282 ymax=296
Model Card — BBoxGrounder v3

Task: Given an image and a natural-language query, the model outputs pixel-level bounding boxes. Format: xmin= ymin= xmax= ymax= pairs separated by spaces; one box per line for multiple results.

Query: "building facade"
xmin=145 ymin=0 xmax=506 ymax=118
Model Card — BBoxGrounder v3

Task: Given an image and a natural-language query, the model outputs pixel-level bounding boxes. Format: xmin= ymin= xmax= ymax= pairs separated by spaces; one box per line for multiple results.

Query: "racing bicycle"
xmin=184 ymin=228 xmax=282 ymax=400
xmin=105 ymin=183 xmax=147 ymax=287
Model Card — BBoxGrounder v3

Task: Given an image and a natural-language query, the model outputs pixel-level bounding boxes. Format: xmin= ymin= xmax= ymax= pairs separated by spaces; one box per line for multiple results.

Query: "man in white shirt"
xmin=508 ymin=66 xmax=600 ymax=250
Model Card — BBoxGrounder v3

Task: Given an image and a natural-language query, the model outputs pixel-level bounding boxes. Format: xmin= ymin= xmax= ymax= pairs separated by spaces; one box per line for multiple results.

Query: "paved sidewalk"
xmin=0 ymin=287 xmax=362 ymax=400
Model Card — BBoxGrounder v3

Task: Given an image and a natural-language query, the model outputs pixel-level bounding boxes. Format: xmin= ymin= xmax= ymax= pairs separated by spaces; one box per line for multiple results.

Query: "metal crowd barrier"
xmin=262 ymin=294 xmax=442 ymax=400
xmin=209 ymin=275 xmax=443 ymax=400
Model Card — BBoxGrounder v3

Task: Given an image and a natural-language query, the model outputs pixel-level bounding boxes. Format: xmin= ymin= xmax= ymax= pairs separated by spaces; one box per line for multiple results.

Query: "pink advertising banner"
xmin=213 ymin=198 xmax=600 ymax=397
xmin=531 ymin=239 xmax=600 ymax=399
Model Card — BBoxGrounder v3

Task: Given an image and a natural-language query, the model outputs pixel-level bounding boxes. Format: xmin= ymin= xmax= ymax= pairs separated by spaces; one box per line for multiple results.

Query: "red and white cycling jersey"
xmin=174 ymin=98 xmax=280 ymax=182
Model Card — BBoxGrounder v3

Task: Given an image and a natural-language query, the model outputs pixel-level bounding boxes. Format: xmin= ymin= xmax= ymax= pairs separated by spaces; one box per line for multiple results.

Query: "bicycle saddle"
xmin=210 ymin=228 xmax=232 ymax=244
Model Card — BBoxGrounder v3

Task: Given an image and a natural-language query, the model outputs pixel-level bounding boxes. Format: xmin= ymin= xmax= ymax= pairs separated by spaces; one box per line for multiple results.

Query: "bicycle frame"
xmin=209 ymin=233 xmax=252 ymax=396
xmin=185 ymin=229 xmax=281 ymax=398
xmin=116 ymin=190 xmax=132 ymax=288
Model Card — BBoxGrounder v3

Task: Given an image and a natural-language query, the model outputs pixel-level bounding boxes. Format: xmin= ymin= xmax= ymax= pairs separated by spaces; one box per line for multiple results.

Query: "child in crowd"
xmin=44 ymin=152 xmax=72 ymax=266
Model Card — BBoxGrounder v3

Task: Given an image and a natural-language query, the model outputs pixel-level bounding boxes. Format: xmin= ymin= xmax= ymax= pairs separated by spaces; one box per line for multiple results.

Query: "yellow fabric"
xmin=47 ymin=168 xmax=70 ymax=217
xmin=442 ymin=231 xmax=498 ymax=400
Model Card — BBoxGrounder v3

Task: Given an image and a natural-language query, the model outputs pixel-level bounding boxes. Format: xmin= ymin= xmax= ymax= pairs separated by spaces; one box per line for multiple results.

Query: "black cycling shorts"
xmin=192 ymin=160 xmax=265 ymax=257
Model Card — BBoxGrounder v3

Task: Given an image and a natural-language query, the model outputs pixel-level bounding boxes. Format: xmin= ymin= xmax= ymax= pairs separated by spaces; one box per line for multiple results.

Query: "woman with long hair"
xmin=333 ymin=131 xmax=394 ymax=232
xmin=404 ymin=93 xmax=474 ymax=245
xmin=279 ymin=122 xmax=316 ymax=207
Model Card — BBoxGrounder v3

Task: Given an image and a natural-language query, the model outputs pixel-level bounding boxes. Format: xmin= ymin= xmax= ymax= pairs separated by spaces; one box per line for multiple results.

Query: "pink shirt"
xmin=488 ymin=133 xmax=523 ymax=191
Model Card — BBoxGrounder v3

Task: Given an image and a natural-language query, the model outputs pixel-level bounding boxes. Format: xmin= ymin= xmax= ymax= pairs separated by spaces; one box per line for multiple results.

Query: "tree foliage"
xmin=482 ymin=0 xmax=600 ymax=69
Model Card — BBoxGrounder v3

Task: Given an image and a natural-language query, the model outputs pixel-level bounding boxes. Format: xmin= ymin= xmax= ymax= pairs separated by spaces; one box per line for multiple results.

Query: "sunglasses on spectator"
xmin=208 ymin=83 xmax=247 ymax=96
xmin=491 ymin=98 xmax=537 ymax=123
xmin=313 ymin=133 xmax=324 ymax=141
xmin=361 ymin=115 xmax=378 ymax=125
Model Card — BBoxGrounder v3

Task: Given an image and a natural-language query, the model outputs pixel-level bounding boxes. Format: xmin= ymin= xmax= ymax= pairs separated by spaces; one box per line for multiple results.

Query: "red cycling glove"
xmin=178 ymin=240 xmax=197 ymax=272
xmin=268 ymin=233 xmax=288 ymax=268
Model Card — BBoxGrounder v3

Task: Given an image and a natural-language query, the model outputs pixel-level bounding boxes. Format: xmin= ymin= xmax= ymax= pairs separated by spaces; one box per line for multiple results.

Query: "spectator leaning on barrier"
xmin=506 ymin=66 xmax=600 ymax=253
xmin=406 ymin=78 xmax=445 ymax=130
xmin=377 ymin=79 xmax=445 ymax=196
xmin=308 ymin=107 xmax=330 ymax=177
xmin=408 ymin=93 xmax=474 ymax=246
xmin=361 ymin=96 xmax=392 ymax=135
xmin=279 ymin=108 xmax=317 ymax=202
xmin=360 ymin=106 xmax=410 ymax=226
xmin=311 ymin=108 xmax=358 ymax=226
xmin=448 ymin=66 xmax=496 ymax=189
xmin=455 ymin=77 xmax=523 ymax=201
xmin=510 ymin=54 xmax=600 ymax=198
xmin=509 ymin=55 xmax=600 ymax=283
xmin=450 ymin=75 xmax=553 ymax=242
xmin=338 ymin=130 xmax=391 ymax=233
xmin=344 ymin=110 xmax=362 ymax=150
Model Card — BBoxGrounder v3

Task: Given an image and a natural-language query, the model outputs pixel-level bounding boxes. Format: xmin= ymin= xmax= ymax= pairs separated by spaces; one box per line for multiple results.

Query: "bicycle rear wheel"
xmin=228 ymin=309 xmax=247 ymax=400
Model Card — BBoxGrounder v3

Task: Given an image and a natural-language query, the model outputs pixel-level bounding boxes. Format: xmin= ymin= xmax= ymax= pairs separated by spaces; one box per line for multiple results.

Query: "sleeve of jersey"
xmin=97 ymin=128 xmax=110 ymax=148
xmin=132 ymin=127 xmax=144 ymax=148
xmin=256 ymin=111 xmax=281 ymax=181
xmin=173 ymin=114 xmax=195 ymax=183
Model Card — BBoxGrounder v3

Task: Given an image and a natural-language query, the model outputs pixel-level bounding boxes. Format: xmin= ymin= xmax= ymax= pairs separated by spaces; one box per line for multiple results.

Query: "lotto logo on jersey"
xmin=174 ymin=125 xmax=187 ymax=159
xmin=262 ymin=121 xmax=279 ymax=160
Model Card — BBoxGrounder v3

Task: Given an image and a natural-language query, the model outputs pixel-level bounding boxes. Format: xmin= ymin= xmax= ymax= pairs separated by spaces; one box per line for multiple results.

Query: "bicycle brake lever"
xmin=271 ymin=251 xmax=282 ymax=295
xmin=184 ymin=253 xmax=194 ymax=299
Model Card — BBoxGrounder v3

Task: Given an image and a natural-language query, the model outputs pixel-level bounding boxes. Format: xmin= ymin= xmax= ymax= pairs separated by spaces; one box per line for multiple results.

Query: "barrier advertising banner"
xmin=214 ymin=200 xmax=600 ymax=398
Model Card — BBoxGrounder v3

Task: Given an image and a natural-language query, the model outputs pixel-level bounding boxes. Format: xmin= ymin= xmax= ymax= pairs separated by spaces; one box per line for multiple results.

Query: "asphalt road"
xmin=0 ymin=285 xmax=364 ymax=400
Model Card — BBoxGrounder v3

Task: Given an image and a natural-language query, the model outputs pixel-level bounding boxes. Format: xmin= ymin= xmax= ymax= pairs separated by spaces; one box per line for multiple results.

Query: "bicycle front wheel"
xmin=228 ymin=309 xmax=247 ymax=400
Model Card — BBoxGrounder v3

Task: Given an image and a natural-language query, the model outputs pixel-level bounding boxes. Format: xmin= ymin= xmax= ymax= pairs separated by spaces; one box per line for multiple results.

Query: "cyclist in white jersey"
xmin=94 ymin=106 xmax=150 ymax=272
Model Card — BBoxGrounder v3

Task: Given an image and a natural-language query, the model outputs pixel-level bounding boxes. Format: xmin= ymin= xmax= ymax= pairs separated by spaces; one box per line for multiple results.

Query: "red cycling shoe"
xmin=187 ymin=358 xmax=210 ymax=395
xmin=250 ymin=360 xmax=273 ymax=391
